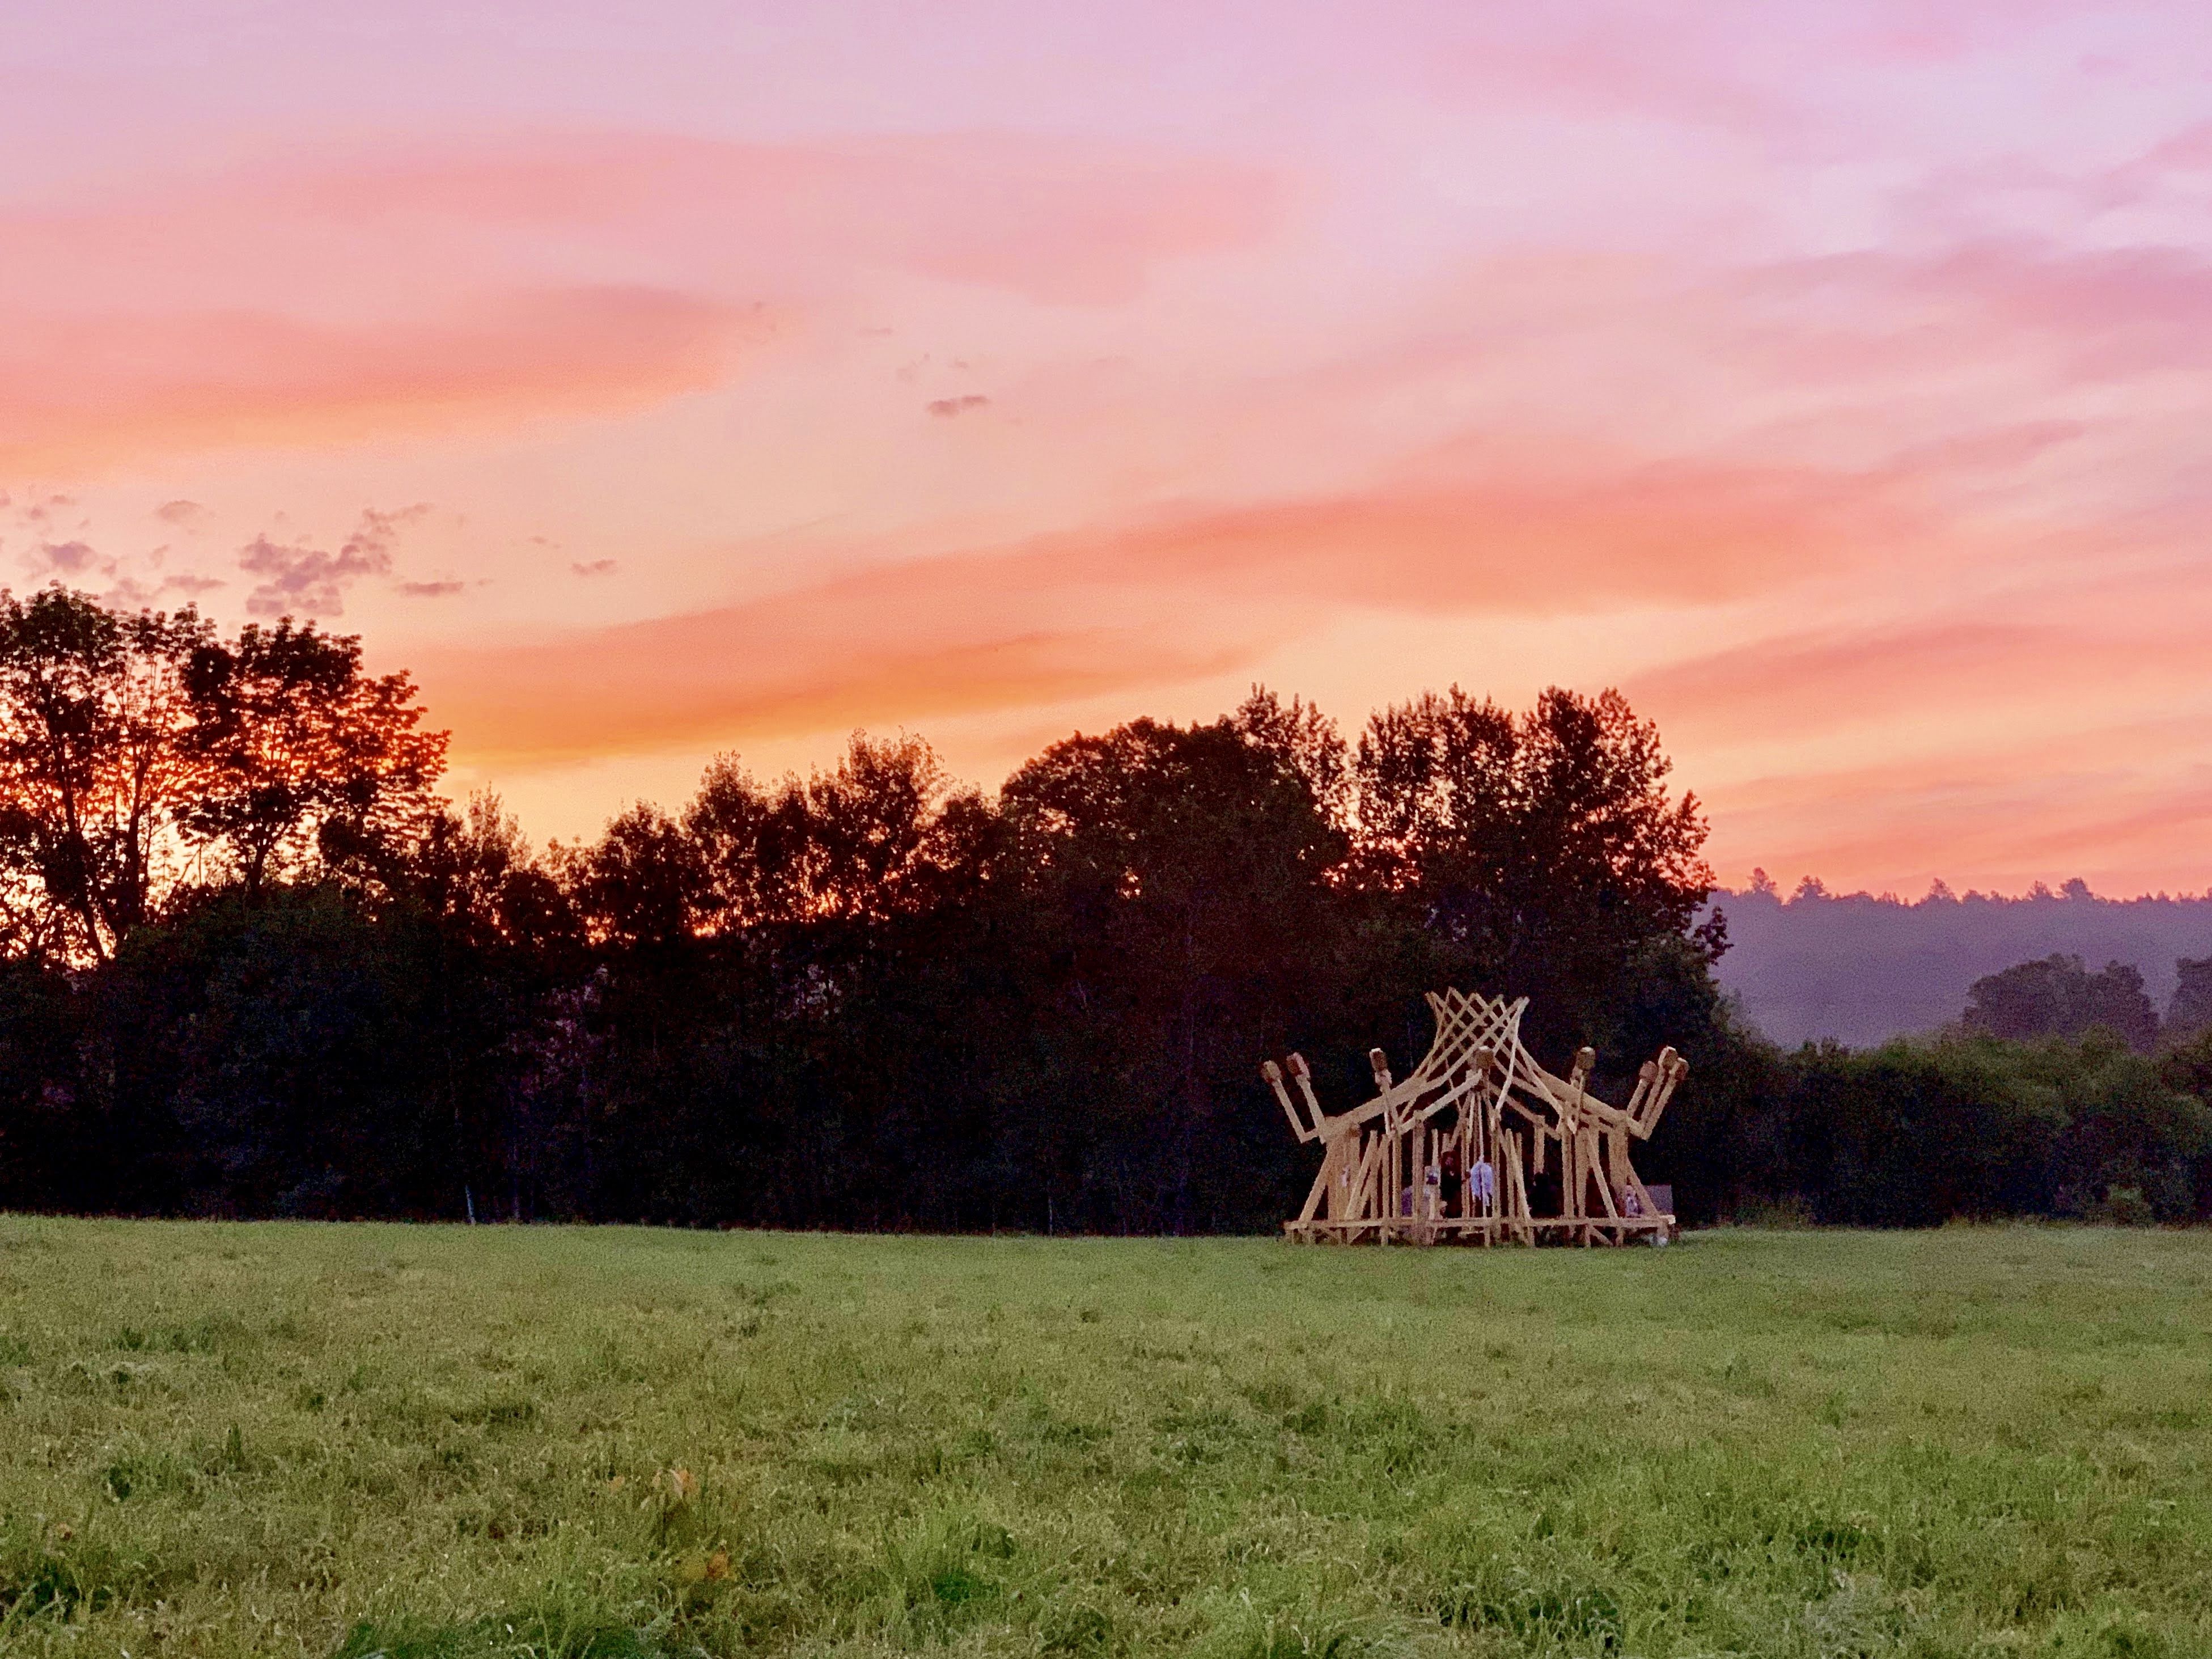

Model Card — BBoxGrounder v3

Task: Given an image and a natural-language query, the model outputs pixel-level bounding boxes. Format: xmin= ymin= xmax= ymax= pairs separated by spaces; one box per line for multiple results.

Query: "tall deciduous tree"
xmin=1964 ymin=954 xmax=2160 ymax=1052
xmin=1351 ymin=685 xmax=1716 ymax=1048
xmin=685 ymin=733 xmax=989 ymax=929
xmin=0 ymin=589 xmax=210 ymax=960
xmin=0 ymin=591 xmax=447 ymax=963
xmin=999 ymin=712 xmax=1359 ymax=1230
xmin=562 ymin=803 xmax=710 ymax=951
xmin=2168 ymin=957 xmax=2212 ymax=1046
xmin=180 ymin=619 xmax=447 ymax=892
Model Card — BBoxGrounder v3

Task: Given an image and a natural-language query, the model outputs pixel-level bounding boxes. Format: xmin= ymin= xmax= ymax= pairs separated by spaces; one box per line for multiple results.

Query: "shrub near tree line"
xmin=1 ymin=585 xmax=2209 ymax=1228
xmin=1709 ymin=1032 xmax=2212 ymax=1226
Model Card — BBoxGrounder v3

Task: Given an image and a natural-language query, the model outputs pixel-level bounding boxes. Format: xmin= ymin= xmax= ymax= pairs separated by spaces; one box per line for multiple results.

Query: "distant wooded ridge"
xmin=1711 ymin=878 xmax=2212 ymax=1048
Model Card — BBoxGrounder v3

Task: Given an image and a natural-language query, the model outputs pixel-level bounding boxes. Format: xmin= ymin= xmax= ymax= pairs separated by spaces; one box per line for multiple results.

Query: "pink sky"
xmin=9 ymin=1 xmax=2212 ymax=894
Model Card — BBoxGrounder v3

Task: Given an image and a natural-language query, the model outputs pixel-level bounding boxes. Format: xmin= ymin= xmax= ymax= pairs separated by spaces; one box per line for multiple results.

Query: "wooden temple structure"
xmin=1261 ymin=988 xmax=1686 ymax=1245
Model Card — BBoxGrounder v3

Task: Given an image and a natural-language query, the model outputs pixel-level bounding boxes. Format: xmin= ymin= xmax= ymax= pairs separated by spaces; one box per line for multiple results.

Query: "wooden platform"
xmin=1283 ymin=1212 xmax=1675 ymax=1246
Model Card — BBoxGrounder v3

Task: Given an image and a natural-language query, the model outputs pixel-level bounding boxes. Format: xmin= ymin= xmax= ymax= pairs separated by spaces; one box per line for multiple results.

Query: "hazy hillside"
xmin=1709 ymin=878 xmax=2212 ymax=1047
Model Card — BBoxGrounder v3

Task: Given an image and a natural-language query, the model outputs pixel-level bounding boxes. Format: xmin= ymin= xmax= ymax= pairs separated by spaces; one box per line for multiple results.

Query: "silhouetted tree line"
xmin=2 ymin=586 xmax=2208 ymax=1229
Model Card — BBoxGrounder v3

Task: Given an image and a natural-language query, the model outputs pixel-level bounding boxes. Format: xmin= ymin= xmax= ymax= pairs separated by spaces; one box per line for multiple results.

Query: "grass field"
xmin=2 ymin=1222 xmax=2209 ymax=1659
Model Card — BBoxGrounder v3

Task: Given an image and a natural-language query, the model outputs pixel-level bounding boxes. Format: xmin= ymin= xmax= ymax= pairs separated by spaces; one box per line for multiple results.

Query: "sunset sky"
xmin=8 ymin=2 xmax=2212 ymax=895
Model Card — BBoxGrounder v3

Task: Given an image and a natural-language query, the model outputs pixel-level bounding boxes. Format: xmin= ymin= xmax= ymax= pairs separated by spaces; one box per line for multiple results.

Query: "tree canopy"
xmin=0 ymin=589 xmax=442 ymax=962
xmin=1964 ymin=954 xmax=2161 ymax=1052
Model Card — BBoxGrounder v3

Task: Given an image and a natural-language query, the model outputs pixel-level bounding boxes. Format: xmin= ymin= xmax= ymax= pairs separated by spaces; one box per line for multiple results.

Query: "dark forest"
xmin=3 ymin=587 xmax=2208 ymax=1230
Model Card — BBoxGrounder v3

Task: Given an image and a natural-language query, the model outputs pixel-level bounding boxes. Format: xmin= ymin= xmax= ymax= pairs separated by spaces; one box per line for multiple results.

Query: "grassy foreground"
xmin=2 ymin=1222 xmax=2209 ymax=1658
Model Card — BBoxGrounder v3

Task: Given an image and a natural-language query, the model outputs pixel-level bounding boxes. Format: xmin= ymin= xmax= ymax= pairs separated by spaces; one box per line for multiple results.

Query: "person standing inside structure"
xmin=1469 ymin=1151 xmax=1496 ymax=1217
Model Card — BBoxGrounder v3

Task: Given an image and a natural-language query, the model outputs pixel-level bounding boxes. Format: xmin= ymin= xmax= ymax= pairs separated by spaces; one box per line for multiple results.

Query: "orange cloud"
xmin=4 ymin=133 xmax=1277 ymax=311
xmin=0 ymin=286 xmax=765 ymax=473
xmin=1633 ymin=596 xmax=2212 ymax=891
xmin=420 ymin=625 xmax=1255 ymax=765
xmin=1629 ymin=589 xmax=2212 ymax=744
xmin=878 ymin=446 xmax=1921 ymax=619
xmin=1702 ymin=712 xmax=2212 ymax=895
xmin=0 ymin=130 xmax=1279 ymax=476
xmin=226 ymin=131 xmax=1283 ymax=306
xmin=1630 ymin=621 xmax=2051 ymax=742
xmin=417 ymin=450 xmax=1924 ymax=764
xmin=1010 ymin=472 xmax=1887 ymax=611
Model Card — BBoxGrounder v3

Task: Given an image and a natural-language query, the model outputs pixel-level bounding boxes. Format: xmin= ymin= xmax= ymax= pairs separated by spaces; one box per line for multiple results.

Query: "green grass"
xmin=1 ymin=1221 xmax=2208 ymax=1658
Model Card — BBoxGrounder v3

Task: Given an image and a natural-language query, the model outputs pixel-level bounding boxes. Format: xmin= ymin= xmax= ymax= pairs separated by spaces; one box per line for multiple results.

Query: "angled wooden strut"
xmin=1262 ymin=989 xmax=1687 ymax=1247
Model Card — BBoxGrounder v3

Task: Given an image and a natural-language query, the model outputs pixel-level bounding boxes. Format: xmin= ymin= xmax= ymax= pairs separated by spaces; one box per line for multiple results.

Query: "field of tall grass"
xmin=1 ymin=1219 xmax=2207 ymax=1657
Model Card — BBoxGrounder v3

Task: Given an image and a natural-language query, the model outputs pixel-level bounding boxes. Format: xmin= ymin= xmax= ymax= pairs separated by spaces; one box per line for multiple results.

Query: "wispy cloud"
xmin=0 ymin=288 xmax=770 ymax=475
xmin=421 ymin=623 xmax=1252 ymax=765
xmin=6 ymin=531 xmax=223 ymax=608
xmin=1700 ymin=710 xmax=2212 ymax=897
xmin=0 ymin=131 xmax=1280 ymax=475
xmin=413 ymin=445 xmax=1931 ymax=765
xmin=27 ymin=540 xmax=105 ymax=577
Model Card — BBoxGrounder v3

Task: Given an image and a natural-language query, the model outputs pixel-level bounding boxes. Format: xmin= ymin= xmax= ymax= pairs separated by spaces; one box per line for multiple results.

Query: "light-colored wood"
xmin=1264 ymin=1060 xmax=1315 ymax=1144
xmin=1267 ymin=987 xmax=1686 ymax=1248
xmin=1504 ymin=1127 xmax=1535 ymax=1245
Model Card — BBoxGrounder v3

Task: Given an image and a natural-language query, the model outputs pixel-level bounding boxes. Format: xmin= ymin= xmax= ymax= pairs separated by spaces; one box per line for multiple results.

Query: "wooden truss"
xmin=1261 ymin=988 xmax=1688 ymax=1246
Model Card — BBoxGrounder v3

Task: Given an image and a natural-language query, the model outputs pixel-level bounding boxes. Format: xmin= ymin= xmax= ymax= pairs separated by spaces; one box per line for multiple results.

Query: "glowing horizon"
xmin=10 ymin=2 xmax=2212 ymax=896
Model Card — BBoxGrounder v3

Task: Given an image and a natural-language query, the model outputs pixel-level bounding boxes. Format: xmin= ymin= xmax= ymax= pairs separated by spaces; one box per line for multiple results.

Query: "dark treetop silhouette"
xmin=2 ymin=586 xmax=2207 ymax=1229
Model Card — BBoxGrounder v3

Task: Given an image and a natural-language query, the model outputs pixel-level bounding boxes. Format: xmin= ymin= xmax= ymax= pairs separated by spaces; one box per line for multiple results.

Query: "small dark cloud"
xmin=240 ymin=533 xmax=380 ymax=616
xmin=10 ymin=532 xmax=217 ymax=604
xmin=239 ymin=503 xmax=428 ymax=617
xmin=926 ymin=394 xmax=991 ymax=417
xmin=155 ymin=500 xmax=209 ymax=530
xmin=356 ymin=503 xmax=432 ymax=548
xmin=33 ymin=540 xmax=105 ymax=575
xmin=397 ymin=579 xmax=466 ymax=598
xmin=111 ymin=572 xmax=218 ymax=608
xmin=571 ymin=558 xmax=618 ymax=577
